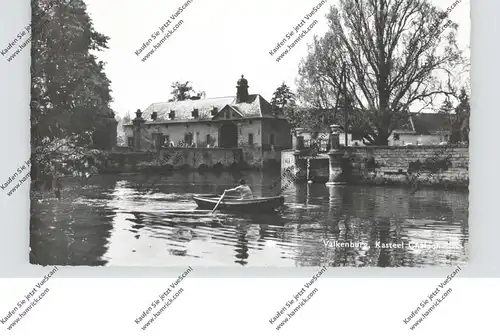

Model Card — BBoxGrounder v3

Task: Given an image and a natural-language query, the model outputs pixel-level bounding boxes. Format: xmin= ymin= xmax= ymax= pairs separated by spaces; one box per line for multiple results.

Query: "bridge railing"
xmin=303 ymin=138 xmax=329 ymax=153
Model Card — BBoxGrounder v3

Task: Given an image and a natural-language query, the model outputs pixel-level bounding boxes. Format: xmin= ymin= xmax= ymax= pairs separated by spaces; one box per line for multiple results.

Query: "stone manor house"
xmin=124 ymin=75 xmax=292 ymax=153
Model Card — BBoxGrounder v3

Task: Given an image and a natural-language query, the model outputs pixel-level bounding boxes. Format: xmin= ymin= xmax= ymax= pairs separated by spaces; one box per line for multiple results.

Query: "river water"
xmin=30 ymin=171 xmax=468 ymax=267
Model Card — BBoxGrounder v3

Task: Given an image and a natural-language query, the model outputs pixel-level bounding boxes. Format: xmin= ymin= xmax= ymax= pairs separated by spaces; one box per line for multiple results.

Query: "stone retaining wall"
xmin=281 ymin=145 xmax=469 ymax=188
xmin=345 ymin=145 xmax=469 ymax=188
xmin=102 ymin=147 xmax=283 ymax=173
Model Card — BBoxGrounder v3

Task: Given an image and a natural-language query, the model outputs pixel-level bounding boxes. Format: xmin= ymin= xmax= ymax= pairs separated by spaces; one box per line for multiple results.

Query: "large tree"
xmin=31 ymin=0 xmax=114 ymax=184
xmin=283 ymin=104 xmax=329 ymax=133
xmin=297 ymin=0 xmax=466 ymax=145
xmin=271 ymin=82 xmax=307 ymax=130
xmin=271 ymin=82 xmax=296 ymax=109
xmin=169 ymin=81 xmax=205 ymax=101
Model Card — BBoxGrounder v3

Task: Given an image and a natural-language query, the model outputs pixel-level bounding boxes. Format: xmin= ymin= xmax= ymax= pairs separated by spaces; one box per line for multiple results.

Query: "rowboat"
xmin=192 ymin=194 xmax=285 ymax=213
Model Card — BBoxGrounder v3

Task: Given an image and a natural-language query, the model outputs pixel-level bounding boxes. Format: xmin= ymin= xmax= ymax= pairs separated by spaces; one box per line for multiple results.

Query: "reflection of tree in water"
xmin=460 ymin=219 xmax=468 ymax=252
xmin=289 ymin=186 xmax=352 ymax=267
xmin=376 ymin=219 xmax=391 ymax=267
xmin=281 ymin=183 xmax=465 ymax=267
xmin=30 ymin=193 xmax=115 ymax=266
xmin=368 ymin=217 xmax=415 ymax=267
xmin=408 ymin=192 xmax=454 ymax=220
xmin=30 ymin=178 xmax=122 ymax=265
xmin=323 ymin=189 xmax=407 ymax=267
xmin=323 ymin=186 xmax=355 ymax=267
xmin=354 ymin=188 xmax=412 ymax=267
xmin=234 ymin=223 xmax=249 ymax=266
xmin=458 ymin=195 xmax=469 ymax=251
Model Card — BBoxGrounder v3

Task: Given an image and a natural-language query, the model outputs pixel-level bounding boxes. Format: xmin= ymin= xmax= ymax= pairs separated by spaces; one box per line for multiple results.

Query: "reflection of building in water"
xmin=289 ymin=185 xmax=353 ymax=267
xmin=408 ymin=190 xmax=468 ymax=227
xmin=371 ymin=187 xmax=410 ymax=220
xmin=325 ymin=185 xmax=381 ymax=267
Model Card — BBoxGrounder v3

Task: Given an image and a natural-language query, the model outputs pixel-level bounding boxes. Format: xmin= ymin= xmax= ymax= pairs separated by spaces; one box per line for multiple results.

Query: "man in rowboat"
xmin=224 ymin=179 xmax=253 ymax=200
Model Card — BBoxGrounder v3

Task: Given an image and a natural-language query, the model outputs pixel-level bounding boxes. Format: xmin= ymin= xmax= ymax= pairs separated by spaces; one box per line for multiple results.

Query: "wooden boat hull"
xmin=192 ymin=194 xmax=285 ymax=212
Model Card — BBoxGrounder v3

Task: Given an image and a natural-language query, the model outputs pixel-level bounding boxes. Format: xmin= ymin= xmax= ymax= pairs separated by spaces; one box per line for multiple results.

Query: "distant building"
xmin=297 ymin=112 xmax=452 ymax=148
xmin=302 ymin=129 xmax=364 ymax=148
xmin=124 ymin=75 xmax=291 ymax=151
xmin=390 ymin=113 xmax=452 ymax=146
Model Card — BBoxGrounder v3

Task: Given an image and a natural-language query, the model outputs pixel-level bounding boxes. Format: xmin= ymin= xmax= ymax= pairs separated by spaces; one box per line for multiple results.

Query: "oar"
xmin=211 ymin=191 xmax=226 ymax=214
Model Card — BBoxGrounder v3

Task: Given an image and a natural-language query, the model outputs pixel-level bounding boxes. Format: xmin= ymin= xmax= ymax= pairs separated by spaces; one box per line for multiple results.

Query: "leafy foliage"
xmin=31 ymin=0 xmax=115 ymax=188
xmin=437 ymin=99 xmax=454 ymax=115
xmin=271 ymin=82 xmax=332 ymax=132
xmin=283 ymin=103 xmax=330 ymax=132
xmin=271 ymin=82 xmax=296 ymax=109
xmin=169 ymin=81 xmax=205 ymax=101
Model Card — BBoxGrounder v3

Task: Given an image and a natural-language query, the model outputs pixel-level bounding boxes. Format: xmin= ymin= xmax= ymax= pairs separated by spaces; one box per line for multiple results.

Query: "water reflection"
xmin=234 ymin=223 xmax=249 ymax=266
xmin=30 ymin=172 xmax=468 ymax=267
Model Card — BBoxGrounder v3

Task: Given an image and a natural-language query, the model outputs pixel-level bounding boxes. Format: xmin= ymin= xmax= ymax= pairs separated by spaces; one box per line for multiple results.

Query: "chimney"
xmin=151 ymin=111 xmax=157 ymax=120
xmin=236 ymin=75 xmax=249 ymax=103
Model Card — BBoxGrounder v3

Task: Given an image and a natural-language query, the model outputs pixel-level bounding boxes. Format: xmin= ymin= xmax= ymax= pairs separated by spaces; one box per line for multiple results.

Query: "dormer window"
xmin=211 ymin=107 xmax=218 ymax=116
xmin=151 ymin=112 xmax=158 ymax=120
xmin=168 ymin=110 xmax=175 ymax=120
xmin=192 ymin=108 xmax=199 ymax=118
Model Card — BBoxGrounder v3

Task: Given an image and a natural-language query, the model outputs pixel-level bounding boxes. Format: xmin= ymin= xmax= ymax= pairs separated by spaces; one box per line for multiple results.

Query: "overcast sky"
xmin=85 ymin=0 xmax=470 ymax=117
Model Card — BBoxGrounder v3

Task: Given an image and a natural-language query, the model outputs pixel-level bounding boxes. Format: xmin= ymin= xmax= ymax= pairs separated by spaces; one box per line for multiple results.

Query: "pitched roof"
xmin=409 ymin=113 xmax=452 ymax=135
xmin=142 ymin=96 xmax=234 ymax=121
xmin=140 ymin=94 xmax=284 ymax=123
xmin=389 ymin=113 xmax=452 ymax=134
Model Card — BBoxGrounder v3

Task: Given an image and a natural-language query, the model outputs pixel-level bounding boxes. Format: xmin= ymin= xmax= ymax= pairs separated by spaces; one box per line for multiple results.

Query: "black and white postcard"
xmin=25 ymin=0 xmax=469 ymax=267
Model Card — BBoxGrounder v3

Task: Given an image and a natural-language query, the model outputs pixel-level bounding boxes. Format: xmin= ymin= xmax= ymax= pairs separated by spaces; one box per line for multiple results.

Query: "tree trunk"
xmin=375 ymin=131 xmax=389 ymax=145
